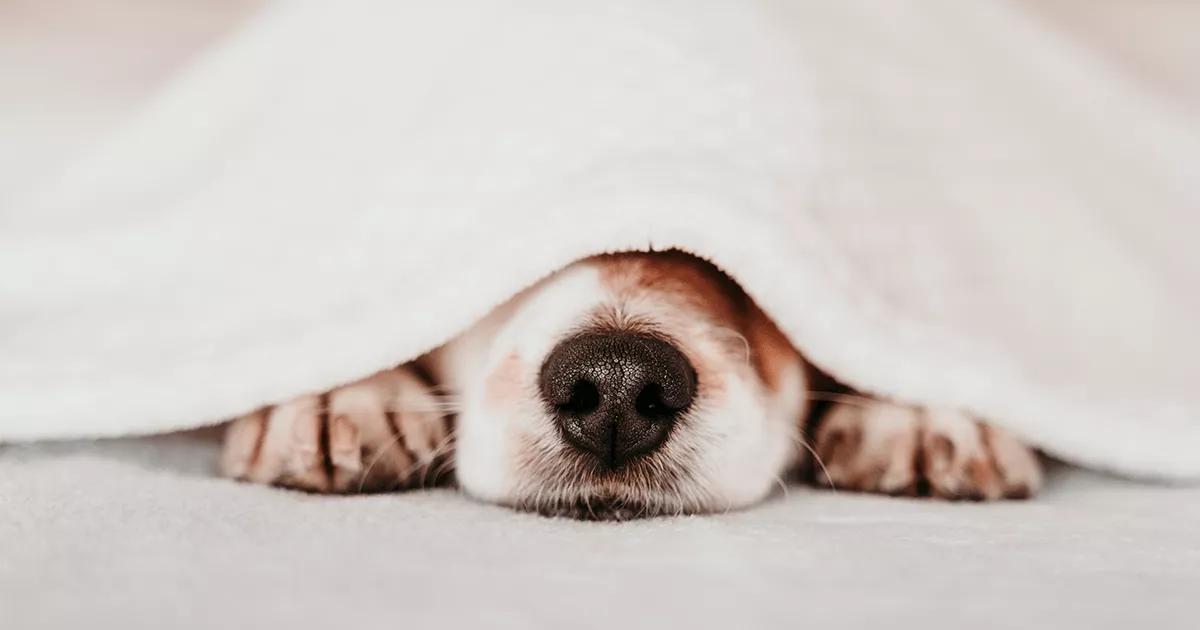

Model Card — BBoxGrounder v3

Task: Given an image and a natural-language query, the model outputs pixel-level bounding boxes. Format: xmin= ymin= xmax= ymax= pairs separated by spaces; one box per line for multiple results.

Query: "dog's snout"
xmin=539 ymin=332 xmax=696 ymax=469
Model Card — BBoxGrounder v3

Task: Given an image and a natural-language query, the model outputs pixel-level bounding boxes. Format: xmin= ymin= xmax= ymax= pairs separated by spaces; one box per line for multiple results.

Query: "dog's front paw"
xmin=811 ymin=402 xmax=1041 ymax=501
xmin=220 ymin=367 xmax=453 ymax=493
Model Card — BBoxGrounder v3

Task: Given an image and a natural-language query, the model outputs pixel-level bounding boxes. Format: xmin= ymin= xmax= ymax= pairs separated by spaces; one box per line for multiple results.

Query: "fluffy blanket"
xmin=2 ymin=0 xmax=1197 ymax=482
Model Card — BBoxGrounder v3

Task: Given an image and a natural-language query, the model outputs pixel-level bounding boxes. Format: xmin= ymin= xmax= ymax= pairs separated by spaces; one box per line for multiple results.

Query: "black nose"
xmin=538 ymin=332 xmax=696 ymax=469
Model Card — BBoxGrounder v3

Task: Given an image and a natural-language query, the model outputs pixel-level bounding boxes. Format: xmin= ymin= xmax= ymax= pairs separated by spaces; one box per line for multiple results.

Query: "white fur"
xmin=448 ymin=265 xmax=607 ymax=502
xmin=443 ymin=258 xmax=808 ymax=512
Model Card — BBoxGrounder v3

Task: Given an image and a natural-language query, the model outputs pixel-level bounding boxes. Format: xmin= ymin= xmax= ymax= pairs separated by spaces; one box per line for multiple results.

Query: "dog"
xmin=220 ymin=251 xmax=1042 ymax=519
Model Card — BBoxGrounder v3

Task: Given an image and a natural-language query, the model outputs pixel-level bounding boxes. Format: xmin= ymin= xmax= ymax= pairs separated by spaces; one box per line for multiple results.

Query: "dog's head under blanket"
xmin=444 ymin=252 xmax=807 ymax=518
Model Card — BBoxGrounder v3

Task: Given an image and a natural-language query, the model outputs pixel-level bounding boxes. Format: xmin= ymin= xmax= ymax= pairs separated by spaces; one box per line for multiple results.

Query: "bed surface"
xmin=3 ymin=433 xmax=1196 ymax=629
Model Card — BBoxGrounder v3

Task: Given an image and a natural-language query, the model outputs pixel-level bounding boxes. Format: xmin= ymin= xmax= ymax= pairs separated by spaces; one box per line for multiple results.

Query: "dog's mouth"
xmin=510 ymin=427 xmax=701 ymax=521
xmin=518 ymin=495 xmax=666 ymax=521
xmin=513 ymin=454 xmax=708 ymax=521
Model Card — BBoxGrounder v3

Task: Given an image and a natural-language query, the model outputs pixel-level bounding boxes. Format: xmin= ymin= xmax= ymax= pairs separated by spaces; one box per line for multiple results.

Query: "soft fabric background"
xmin=3 ymin=433 xmax=1199 ymax=629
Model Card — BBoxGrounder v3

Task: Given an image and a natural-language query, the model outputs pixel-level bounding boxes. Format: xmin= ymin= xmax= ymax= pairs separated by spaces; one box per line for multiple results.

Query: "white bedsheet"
xmin=2 ymin=434 xmax=1197 ymax=629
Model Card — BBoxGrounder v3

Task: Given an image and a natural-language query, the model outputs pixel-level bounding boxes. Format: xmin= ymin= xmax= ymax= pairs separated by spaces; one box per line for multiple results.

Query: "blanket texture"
xmin=2 ymin=0 xmax=1198 ymax=482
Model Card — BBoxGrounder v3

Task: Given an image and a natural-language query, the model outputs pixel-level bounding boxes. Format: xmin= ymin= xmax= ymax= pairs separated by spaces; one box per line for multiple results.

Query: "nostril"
xmin=559 ymin=380 xmax=601 ymax=415
xmin=634 ymin=383 xmax=676 ymax=420
xmin=539 ymin=331 xmax=697 ymax=468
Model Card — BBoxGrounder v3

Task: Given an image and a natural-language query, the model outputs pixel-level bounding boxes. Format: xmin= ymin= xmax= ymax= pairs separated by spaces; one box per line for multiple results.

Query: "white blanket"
xmin=2 ymin=0 xmax=1198 ymax=482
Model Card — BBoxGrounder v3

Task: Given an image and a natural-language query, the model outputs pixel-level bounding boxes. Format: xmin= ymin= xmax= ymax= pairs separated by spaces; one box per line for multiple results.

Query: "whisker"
xmin=357 ymin=429 xmax=408 ymax=494
xmin=773 ymin=475 xmax=790 ymax=500
xmin=793 ymin=433 xmax=837 ymax=493
xmin=805 ymin=390 xmax=919 ymax=414
xmin=416 ymin=429 xmax=459 ymax=489
xmin=283 ymin=402 xmax=461 ymax=417
xmin=354 ymin=416 xmax=458 ymax=492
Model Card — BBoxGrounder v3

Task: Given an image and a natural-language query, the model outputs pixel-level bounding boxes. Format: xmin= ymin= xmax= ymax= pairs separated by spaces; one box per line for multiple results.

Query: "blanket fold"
xmin=3 ymin=0 xmax=1198 ymax=480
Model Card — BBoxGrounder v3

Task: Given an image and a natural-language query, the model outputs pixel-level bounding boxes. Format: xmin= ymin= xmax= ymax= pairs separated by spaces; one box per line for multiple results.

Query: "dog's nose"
xmin=539 ymin=332 xmax=696 ymax=469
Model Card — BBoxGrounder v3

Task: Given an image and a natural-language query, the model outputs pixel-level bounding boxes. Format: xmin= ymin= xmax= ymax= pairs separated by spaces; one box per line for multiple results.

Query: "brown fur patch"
xmin=596 ymin=251 xmax=745 ymax=325
xmin=317 ymin=392 xmax=334 ymax=489
xmin=744 ymin=302 xmax=800 ymax=392
xmin=594 ymin=250 xmax=799 ymax=394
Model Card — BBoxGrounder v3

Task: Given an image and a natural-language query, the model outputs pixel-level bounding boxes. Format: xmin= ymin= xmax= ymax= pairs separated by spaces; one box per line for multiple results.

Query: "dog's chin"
xmin=522 ymin=497 xmax=660 ymax=521
xmin=514 ymin=493 xmax=690 ymax=521
xmin=505 ymin=448 xmax=704 ymax=521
